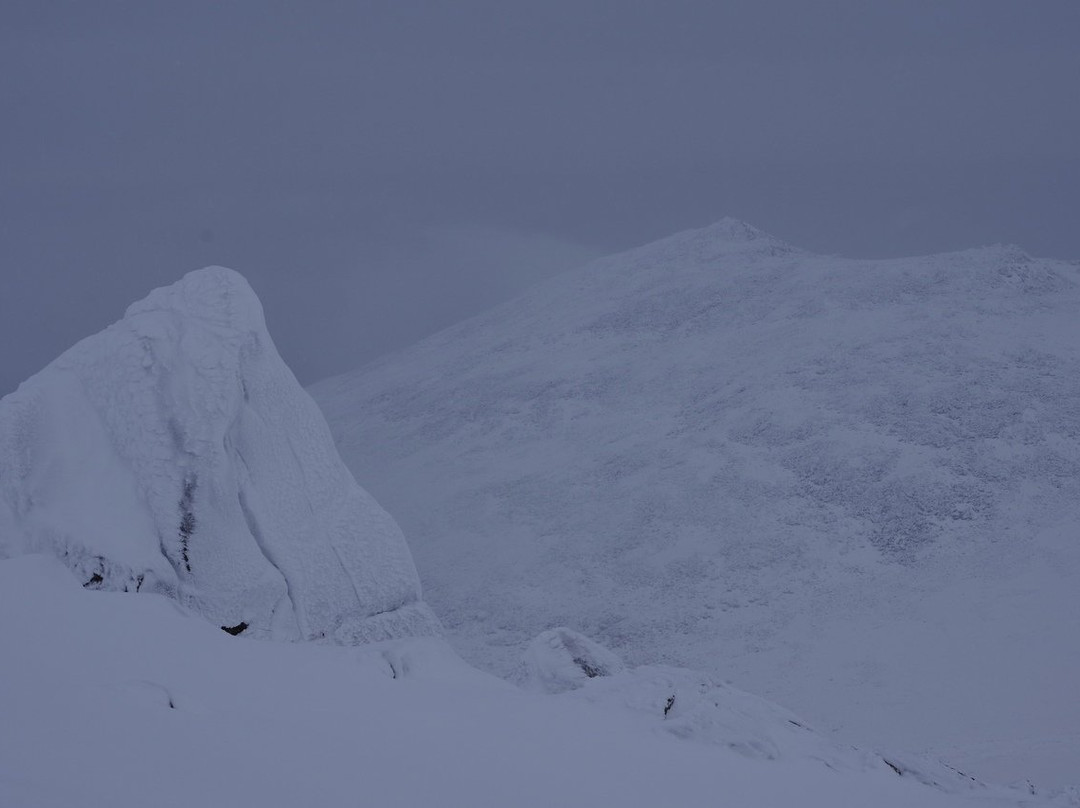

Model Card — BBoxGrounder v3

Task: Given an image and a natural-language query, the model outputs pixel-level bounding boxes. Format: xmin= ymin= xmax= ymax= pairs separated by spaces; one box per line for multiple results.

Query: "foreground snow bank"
xmin=2 ymin=554 xmax=1069 ymax=808
xmin=0 ymin=267 xmax=437 ymax=642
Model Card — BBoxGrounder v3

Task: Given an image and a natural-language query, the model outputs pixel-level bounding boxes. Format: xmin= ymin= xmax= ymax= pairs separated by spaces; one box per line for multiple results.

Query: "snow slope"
xmin=0 ymin=267 xmax=437 ymax=643
xmin=311 ymin=219 xmax=1080 ymax=787
xmin=1 ymin=554 xmax=1069 ymax=807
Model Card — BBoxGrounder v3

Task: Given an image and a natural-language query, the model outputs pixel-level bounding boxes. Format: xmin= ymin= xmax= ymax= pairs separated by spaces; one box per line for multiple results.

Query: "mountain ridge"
xmin=311 ymin=220 xmax=1080 ymax=786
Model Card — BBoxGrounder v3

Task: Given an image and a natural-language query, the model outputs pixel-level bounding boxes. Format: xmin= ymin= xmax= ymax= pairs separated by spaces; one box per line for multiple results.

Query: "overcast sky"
xmin=2 ymin=1 xmax=1078 ymax=395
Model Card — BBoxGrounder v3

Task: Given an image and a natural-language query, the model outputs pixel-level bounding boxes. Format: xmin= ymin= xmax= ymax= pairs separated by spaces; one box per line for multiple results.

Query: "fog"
xmin=2 ymin=1 xmax=1078 ymax=394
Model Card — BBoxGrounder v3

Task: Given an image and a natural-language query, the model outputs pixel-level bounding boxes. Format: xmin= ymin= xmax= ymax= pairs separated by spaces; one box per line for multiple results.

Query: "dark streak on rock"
xmin=83 ymin=572 xmax=104 ymax=588
xmin=178 ymin=475 xmax=197 ymax=573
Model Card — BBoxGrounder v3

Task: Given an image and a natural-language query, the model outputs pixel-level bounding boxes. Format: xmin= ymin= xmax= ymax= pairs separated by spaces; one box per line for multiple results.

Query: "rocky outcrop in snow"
xmin=0 ymin=266 xmax=438 ymax=643
xmin=512 ymin=627 xmax=627 ymax=693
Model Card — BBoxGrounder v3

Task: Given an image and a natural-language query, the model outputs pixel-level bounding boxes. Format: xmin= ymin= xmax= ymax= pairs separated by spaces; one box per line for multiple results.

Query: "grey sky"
xmin=2 ymin=1 xmax=1078 ymax=395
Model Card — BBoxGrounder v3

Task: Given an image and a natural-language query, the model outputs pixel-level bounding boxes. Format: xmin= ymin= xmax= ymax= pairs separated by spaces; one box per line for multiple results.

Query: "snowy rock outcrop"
xmin=513 ymin=627 xmax=627 ymax=693
xmin=0 ymin=266 xmax=438 ymax=643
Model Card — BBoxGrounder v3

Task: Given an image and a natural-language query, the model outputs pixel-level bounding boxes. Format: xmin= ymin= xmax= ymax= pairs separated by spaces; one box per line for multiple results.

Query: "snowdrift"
xmin=2 ymin=555 xmax=1068 ymax=808
xmin=0 ymin=267 xmax=438 ymax=643
xmin=311 ymin=219 xmax=1080 ymax=785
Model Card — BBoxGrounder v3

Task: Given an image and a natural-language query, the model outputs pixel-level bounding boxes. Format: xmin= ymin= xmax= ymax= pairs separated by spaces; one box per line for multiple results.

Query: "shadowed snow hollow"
xmin=0 ymin=267 xmax=438 ymax=643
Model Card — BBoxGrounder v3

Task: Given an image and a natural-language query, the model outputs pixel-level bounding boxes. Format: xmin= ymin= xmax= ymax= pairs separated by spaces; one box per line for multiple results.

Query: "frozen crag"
xmin=513 ymin=626 xmax=627 ymax=693
xmin=0 ymin=266 xmax=438 ymax=642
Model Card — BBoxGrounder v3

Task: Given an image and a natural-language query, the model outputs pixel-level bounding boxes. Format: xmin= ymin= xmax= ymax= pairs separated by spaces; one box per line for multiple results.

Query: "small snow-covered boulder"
xmin=513 ymin=627 xmax=626 ymax=693
xmin=0 ymin=267 xmax=439 ymax=643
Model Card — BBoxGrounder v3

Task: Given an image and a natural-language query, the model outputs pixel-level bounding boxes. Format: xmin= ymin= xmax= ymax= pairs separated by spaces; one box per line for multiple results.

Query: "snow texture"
xmin=3 ymin=554 xmax=1073 ymax=808
xmin=311 ymin=219 xmax=1080 ymax=787
xmin=0 ymin=266 xmax=438 ymax=642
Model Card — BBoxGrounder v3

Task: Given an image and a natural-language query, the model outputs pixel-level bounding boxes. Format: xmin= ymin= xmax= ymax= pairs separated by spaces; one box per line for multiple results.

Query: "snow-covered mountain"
xmin=0 ymin=267 xmax=438 ymax=643
xmin=311 ymin=219 xmax=1080 ymax=787
xmin=5 ymin=265 xmax=1063 ymax=807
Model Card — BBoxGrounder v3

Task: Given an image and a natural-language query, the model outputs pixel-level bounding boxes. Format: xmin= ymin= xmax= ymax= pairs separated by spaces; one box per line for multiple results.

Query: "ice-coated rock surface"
xmin=0 ymin=266 xmax=438 ymax=642
xmin=513 ymin=627 xmax=627 ymax=693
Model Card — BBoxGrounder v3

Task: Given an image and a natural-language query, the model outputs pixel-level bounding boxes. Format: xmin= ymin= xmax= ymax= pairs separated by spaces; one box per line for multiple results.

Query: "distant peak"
xmin=658 ymin=217 xmax=794 ymax=251
xmin=696 ymin=217 xmax=775 ymax=243
xmin=612 ymin=218 xmax=798 ymax=268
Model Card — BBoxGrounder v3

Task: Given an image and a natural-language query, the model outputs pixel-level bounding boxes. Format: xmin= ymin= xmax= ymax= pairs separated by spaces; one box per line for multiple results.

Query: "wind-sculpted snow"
xmin=311 ymin=219 xmax=1080 ymax=786
xmin=3 ymin=555 xmax=1073 ymax=807
xmin=0 ymin=267 xmax=438 ymax=642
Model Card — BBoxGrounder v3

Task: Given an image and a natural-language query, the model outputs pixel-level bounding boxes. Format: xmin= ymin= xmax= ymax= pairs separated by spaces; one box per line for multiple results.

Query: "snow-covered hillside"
xmin=0 ymin=267 xmax=437 ymax=643
xmin=311 ymin=219 xmax=1080 ymax=787
xmin=2 ymin=257 xmax=1076 ymax=805
xmin=2 ymin=554 xmax=1070 ymax=807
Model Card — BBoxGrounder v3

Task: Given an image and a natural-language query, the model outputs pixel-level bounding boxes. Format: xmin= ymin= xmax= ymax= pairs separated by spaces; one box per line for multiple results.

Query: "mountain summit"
xmin=0 ymin=267 xmax=438 ymax=643
xmin=311 ymin=221 xmax=1080 ymax=785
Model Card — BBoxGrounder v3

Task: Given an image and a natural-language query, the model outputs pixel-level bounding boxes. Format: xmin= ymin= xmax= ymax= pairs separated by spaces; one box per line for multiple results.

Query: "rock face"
xmin=0 ymin=267 xmax=438 ymax=643
xmin=513 ymin=627 xmax=627 ymax=694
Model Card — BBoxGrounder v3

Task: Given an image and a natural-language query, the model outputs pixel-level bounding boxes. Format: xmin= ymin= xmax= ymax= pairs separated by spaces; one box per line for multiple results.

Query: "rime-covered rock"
xmin=513 ymin=627 xmax=626 ymax=693
xmin=0 ymin=266 xmax=438 ymax=642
